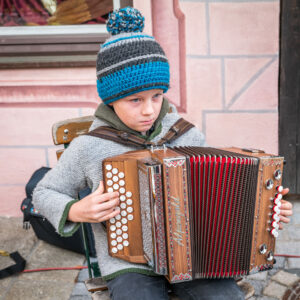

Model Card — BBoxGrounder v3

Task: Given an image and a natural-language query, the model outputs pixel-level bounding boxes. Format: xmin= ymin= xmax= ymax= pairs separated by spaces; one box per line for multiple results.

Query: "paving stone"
xmin=247 ymin=271 xmax=268 ymax=281
xmin=245 ymin=279 xmax=265 ymax=296
xmin=287 ymin=258 xmax=300 ymax=269
xmin=271 ymin=270 xmax=299 ymax=287
xmin=77 ymin=268 xmax=90 ymax=282
xmin=23 ymin=241 xmax=85 ymax=283
xmin=69 ymin=296 xmax=92 ymax=300
xmin=72 ymin=282 xmax=91 ymax=296
xmin=263 ymin=281 xmax=287 ymax=299
xmin=91 ymin=290 xmax=110 ymax=300
xmin=4 ymin=279 xmax=74 ymax=300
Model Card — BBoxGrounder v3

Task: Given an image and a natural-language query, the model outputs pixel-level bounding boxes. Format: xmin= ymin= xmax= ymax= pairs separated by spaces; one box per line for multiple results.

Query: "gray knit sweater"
xmin=32 ymin=105 xmax=206 ymax=280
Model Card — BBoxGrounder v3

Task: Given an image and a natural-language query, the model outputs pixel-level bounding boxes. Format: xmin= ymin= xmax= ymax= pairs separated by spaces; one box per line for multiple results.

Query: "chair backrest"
xmin=52 ymin=115 xmax=94 ymax=160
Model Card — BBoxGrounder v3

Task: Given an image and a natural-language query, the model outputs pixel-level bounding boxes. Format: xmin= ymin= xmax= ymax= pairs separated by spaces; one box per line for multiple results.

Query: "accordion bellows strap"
xmin=103 ymin=147 xmax=284 ymax=283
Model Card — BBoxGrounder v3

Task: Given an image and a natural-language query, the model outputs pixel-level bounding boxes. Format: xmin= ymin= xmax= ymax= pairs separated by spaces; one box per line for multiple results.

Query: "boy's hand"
xmin=278 ymin=188 xmax=293 ymax=230
xmin=68 ymin=181 xmax=120 ymax=223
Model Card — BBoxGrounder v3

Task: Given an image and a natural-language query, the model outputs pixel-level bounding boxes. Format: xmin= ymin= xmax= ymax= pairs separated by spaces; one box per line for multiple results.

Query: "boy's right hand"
xmin=68 ymin=181 xmax=120 ymax=223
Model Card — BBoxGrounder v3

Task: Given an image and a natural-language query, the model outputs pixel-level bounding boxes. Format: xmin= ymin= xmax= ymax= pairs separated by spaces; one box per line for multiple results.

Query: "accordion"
xmin=103 ymin=147 xmax=284 ymax=283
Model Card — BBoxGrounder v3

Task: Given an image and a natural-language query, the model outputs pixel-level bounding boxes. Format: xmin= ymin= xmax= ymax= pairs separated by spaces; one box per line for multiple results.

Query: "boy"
xmin=33 ymin=7 xmax=292 ymax=300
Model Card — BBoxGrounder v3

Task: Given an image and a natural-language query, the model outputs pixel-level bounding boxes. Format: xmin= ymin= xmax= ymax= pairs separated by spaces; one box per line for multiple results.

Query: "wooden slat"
xmin=52 ymin=115 xmax=95 ymax=145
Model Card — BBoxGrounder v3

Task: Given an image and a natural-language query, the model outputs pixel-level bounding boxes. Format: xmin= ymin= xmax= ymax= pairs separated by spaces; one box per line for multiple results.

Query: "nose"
xmin=141 ymin=98 xmax=154 ymax=115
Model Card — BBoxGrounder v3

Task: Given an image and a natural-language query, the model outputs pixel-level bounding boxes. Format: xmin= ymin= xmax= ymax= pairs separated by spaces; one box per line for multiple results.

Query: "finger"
xmin=98 ymin=197 xmax=120 ymax=211
xmin=97 ymin=191 xmax=120 ymax=203
xmin=281 ymin=187 xmax=289 ymax=196
xmin=279 ymin=215 xmax=291 ymax=224
xmin=97 ymin=207 xmax=121 ymax=222
xmin=281 ymin=199 xmax=293 ymax=210
xmin=95 ymin=181 xmax=105 ymax=194
xmin=279 ymin=209 xmax=293 ymax=217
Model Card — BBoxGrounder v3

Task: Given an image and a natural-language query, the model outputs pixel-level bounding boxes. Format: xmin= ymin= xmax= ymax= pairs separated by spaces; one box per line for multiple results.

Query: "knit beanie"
xmin=96 ymin=6 xmax=170 ymax=105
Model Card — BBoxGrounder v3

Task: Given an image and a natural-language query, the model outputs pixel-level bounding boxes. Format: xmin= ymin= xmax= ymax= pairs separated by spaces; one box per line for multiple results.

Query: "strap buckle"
xmin=119 ymin=132 xmax=129 ymax=141
xmin=170 ymin=126 xmax=179 ymax=135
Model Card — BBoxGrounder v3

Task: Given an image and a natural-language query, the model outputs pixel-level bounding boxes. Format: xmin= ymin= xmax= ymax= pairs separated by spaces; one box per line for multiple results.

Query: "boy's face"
xmin=109 ymin=89 xmax=164 ymax=134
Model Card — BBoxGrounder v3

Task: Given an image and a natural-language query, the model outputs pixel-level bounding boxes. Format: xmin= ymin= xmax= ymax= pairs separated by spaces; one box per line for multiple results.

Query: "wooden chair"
xmin=52 ymin=115 xmax=109 ymax=299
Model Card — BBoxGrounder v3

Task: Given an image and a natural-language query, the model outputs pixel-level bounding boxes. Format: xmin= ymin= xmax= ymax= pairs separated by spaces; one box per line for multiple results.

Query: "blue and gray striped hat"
xmin=96 ymin=7 xmax=170 ymax=105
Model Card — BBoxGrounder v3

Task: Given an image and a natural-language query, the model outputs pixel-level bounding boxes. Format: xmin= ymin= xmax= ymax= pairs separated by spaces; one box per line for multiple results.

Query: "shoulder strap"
xmin=86 ymin=118 xmax=194 ymax=148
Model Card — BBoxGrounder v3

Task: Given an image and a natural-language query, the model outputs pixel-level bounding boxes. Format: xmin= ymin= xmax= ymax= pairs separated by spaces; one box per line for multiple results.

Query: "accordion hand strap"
xmin=86 ymin=118 xmax=194 ymax=148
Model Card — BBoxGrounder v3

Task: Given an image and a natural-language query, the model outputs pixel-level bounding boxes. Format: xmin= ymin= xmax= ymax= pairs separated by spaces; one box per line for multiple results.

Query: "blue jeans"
xmin=106 ymin=272 xmax=245 ymax=300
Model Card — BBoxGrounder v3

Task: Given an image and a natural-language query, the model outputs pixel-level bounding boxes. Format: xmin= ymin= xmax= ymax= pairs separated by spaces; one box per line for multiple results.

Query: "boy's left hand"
xmin=278 ymin=188 xmax=293 ymax=229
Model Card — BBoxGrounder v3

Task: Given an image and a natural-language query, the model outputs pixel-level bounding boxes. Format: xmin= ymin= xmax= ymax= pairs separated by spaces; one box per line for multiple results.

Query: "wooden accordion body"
xmin=103 ymin=147 xmax=284 ymax=283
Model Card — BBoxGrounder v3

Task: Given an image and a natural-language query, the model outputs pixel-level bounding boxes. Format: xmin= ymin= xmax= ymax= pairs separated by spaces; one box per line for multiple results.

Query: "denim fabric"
xmin=106 ymin=273 xmax=245 ymax=300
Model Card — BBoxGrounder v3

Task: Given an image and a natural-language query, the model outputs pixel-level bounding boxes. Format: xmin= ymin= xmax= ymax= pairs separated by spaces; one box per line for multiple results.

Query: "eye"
xmin=129 ymin=98 xmax=140 ymax=103
xmin=153 ymin=93 xmax=163 ymax=100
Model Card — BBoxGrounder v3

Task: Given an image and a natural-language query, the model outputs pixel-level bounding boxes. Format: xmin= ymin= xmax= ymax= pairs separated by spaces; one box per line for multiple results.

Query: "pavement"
xmin=0 ymin=196 xmax=299 ymax=300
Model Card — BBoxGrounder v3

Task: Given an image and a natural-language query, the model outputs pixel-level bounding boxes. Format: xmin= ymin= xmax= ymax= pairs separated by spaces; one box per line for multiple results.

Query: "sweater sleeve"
xmin=32 ymin=137 xmax=87 ymax=237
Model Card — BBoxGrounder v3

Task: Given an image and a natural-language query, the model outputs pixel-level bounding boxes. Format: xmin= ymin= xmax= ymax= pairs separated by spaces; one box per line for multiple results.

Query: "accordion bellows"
xmin=103 ymin=147 xmax=284 ymax=283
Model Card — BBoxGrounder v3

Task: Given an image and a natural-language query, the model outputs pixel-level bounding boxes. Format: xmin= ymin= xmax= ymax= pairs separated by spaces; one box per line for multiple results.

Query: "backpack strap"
xmin=156 ymin=118 xmax=194 ymax=146
xmin=86 ymin=118 xmax=194 ymax=148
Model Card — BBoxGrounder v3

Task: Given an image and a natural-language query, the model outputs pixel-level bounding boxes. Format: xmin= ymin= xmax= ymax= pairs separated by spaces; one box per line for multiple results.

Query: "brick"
xmin=0 ymin=186 xmax=26 ymax=217
xmin=180 ymin=2 xmax=207 ymax=55
xmin=247 ymin=271 xmax=268 ymax=281
xmin=0 ymin=108 xmax=80 ymax=146
xmin=272 ymin=270 xmax=299 ymax=287
xmin=231 ymin=59 xmax=278 ymax=110
xmin=287 ymin=225 xmax=300 ymax=240
xmin=225 ymin=58 xmax=270 ymax=107
xmin=210 ymin=2 xmax=279 ymax=55
xmin=291 ymin=213 xmax=300 ymax=226
xmin=0 ymin=148 xmax=46 ymax=184
xmin=186 ymin=58 xmax=222 ymax=127
xmin=276 ymin=242 xmax=300 ymax=256
xmin=263 ymin=281 xmax=287 ymax=299
xmin=287 ymin=258 xmax=300 ymax=269
xmin=205 ymin=113 xmax=278 ymax=155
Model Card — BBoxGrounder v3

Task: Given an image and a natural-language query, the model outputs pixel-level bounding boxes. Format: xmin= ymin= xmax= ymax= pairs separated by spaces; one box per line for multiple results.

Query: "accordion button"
xmin=108 ymin=188 xmax=114 ymax=193
xmin=271 ymin=229 xmax=279 ymax=238
xmin=121 ymin=211 xmax=127 ymax=217
xmin=272 ymin=213 xmax=280 ymax=222
xmin=122 ymin=225 xmax=128 ymax=231
xmin=123 ymin=240 xmax=129 ymax=247
xmin=267 ymin=251 xmax=274 ymax=261
xmin=111 ymin=233 xmax=117 ymax=239
xmin=111 ymin=240 xmax=117 ymax=246
xmin=113 ymin=176 xmax=119 ymax=182
xmin=121 ymin=218 xmax=128 ymax=224
xmin=106 ymin=172 xmax=112 ymax=178
xmin=271 ymin=221 xmax=279 ymax=230
xmin=120 ymin=203 xmax=126 ymax=209
xmin=127 ymin=207 xmax=133 ymax=213
xmin=266 ymin=179 xmax=274 ymax=190
xmin=126 ymin=191 xmax=132 ymax=197
xmin=276 ymin=185 xmax=283 ymax=192
xmin=259 ymin=244 xmax=267 ymax=254
xmin=122 ymin=233 xmax=128 ymax=239
xmin=117 ymin=244 xmax=123 ymax=250
xmin=116 ymin=221 xmax=122 ymax=228
xmin=107 ymin=180 xmax=113 ymax=186
xmin=119 ymin=188 xmax=126 ymax=194
xmin=112 ymin=247 xmax=118 ymax=253
xmin=273 ymin=206 xmax=280 ymax=214
xmin=119 ymin=180 xmax=125 ymax=186
xmin=106 ymin=164 xmax=112 ymax=171
xmin=110 ymin=225 xmax=116 ymax=231
xmin=277 ymin=201 xmax=282 ymax=208
xmin=115 ymin=214 xmax=121 ymax=220
xmin=126 ymin=199 xmax=133 ymax=205
xmin=276 ymin=193 xmax=283 ymax=200
xmin=112 ymin=168 xmax=118 ymax=174
xmin=116 ymin=229 xmax=122 ymax=235
xmin=113 ymin=184 xmax=119 ymax=190
xmin=120 ymin=195 xmax=126 ymax=201
xmin=128 ymin=214 xmax=133 ymax=221
xmin=274 ymin=169 xmax=282 ymax=180
xmin=117 ymin=236 xmax=123 ymax=243
xmin=109 ymin=218 xmax=116 ymax=224
xmin=119 ymin=172 xmax=125 ymax=178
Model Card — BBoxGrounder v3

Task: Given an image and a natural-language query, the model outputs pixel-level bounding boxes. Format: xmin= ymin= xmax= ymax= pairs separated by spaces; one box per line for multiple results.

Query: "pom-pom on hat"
xmin=96 ymin=6 xmax=170 ymax=105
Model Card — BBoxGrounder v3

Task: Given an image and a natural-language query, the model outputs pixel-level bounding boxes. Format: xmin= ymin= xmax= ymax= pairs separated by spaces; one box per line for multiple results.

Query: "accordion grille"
xmin=174 ymin=147 xmax=259 ymax=278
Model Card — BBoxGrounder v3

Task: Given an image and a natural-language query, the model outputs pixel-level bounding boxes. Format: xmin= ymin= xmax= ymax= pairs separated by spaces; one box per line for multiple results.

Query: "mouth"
xmin=140 ymin=119 xmax=154 ymax=125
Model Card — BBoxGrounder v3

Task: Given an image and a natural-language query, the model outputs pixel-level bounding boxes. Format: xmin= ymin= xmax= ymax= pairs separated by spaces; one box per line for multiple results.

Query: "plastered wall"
xmin=0 ymin=0 xmax=280 ymax=216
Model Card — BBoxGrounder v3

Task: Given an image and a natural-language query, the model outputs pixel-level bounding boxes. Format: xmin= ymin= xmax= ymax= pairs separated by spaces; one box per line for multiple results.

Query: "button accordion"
xmin=103 ymin=147 xmax=284 ymax=283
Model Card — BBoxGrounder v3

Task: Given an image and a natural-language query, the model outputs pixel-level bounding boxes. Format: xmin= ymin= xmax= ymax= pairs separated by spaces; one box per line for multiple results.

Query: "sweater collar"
xmin=94 ymin=98 xmax=170 ymax=140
